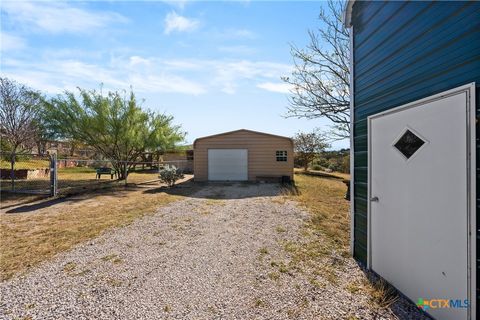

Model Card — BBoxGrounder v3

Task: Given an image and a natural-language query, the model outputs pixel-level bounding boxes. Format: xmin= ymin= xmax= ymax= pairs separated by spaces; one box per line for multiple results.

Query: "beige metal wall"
xmin=193 ymin=130 xmax=294 ymax=181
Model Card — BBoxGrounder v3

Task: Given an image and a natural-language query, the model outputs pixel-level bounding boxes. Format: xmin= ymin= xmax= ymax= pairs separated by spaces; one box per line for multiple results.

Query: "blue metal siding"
xmin=351 ymin=0 xmax=480 ymax=307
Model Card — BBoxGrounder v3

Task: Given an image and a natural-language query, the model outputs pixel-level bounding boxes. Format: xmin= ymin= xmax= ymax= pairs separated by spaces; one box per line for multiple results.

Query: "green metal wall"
xmin=350 ymin=0 xmax=480 ymax=304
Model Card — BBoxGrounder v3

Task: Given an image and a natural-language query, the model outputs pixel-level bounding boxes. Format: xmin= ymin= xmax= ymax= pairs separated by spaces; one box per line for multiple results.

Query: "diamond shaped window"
xmin=393 ymin=129 xmax=425 ymax=159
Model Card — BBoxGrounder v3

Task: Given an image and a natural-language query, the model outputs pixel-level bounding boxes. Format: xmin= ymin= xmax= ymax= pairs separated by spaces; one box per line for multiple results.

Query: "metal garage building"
xmin=345 ymin=1 xmax=479 ymax=319
xmin=193 ymin=129 xmax=294 ymax=182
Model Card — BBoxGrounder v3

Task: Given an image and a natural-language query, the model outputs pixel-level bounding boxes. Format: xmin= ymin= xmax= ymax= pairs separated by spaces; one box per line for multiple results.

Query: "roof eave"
xmin=193 ymin=129 xmax=294 ymax=147
xmin=343 ymin=0 xmax=355 ymax=28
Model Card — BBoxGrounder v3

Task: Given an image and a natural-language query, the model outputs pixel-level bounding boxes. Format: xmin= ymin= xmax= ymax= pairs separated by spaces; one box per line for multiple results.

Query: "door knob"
xmin=370 ymin=196 xmax=379 ymax=202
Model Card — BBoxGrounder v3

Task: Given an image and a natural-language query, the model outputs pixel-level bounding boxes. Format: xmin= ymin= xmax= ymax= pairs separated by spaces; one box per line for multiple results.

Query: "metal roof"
xmin=343 ymin=0 xmax=355 ymax=28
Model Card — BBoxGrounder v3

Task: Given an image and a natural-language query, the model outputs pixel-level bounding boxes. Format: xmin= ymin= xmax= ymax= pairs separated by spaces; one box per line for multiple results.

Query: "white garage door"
xmin=208 ymin=149 xmax=248 ymax=181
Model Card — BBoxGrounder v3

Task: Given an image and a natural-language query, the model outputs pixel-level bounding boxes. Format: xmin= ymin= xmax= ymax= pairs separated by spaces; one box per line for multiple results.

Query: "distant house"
xmin=45 ymin=140 xmax=96 ymax=158
xmin=345 ymin=1 xmax=479 ymax=319
xmin=193 ymin=129 xmax=293 ymax=182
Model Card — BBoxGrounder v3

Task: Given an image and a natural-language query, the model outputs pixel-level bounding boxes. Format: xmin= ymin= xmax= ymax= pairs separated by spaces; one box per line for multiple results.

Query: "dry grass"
xmin=0 ymin=166 xmax=163 ymax=202
xmin=364 ymin=277 xmax=399 ymax=309
xmin=283 ymin=174 xmax=398 ymax=310
xmin=294 ymin=168 xmax=350 ymax=180
xmin=57 ymin=167 xmax=162 ymax=193
xmin=0 ymin=187 xmax=182 ymax=280
xmin=284 ymin=174 xmax=350 ymax=255
xmin=0 ymin=193 xmax=47 ymax=210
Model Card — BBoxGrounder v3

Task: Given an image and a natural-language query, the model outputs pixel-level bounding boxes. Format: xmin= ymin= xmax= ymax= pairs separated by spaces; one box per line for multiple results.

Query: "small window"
xmin=393 ymin=129 xmax=426 ymax=159
xmin=276 ymin=150 xmax=287 ymax=162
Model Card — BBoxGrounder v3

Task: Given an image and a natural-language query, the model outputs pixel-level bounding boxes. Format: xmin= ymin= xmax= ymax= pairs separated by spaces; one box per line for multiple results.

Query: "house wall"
xmin=193 ymin=130 xmax=294 ymax=181
xmin=350 ymin=0 xmax=480 ymax=306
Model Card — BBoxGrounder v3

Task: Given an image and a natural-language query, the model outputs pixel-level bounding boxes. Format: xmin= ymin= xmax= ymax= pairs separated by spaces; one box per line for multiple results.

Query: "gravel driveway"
xmin=0 ymin=183 xmax=423 ymax=319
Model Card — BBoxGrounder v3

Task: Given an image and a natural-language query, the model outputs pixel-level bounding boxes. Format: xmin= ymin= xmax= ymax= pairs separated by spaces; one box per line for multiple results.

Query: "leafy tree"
xmin=43 ymin=88 xmax=185 ymax=179
xmin=293 ymin=130 xmax=330 ymax=171
xmin=282 ymin=0 xmax=350 ymax=140
xmin=0 ymin=77 xmax=43 ymax=154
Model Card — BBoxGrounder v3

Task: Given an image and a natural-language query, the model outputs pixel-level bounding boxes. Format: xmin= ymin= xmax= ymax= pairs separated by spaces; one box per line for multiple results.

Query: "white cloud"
xmin=164 ymin=12 xmax=200 ymax=35
xmin=129 ymin=56 xmax=151 ymax=66
xmin=210 ymin=60 xmax=291 ymax=94
xmin=1 ymin=56 xmax=206 ymax=95
xmin=257 ymin=82 xmax=292 ymax=94
xmin=129 ymin=74 xmax=205 ymax=95
xmin=1 ymin=1 xmax=127 ymax=34
xmin=2 ymin=52 xmax=291 ymax=96
xmin=0 ymin=32 xmax=26 ymax=51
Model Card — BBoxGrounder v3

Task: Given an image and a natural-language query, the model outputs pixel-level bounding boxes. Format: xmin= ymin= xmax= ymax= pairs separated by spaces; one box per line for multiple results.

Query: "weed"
xmin=101 ymin=254 xmax=118 ymax=262
xmin=278 ymin=262 xmax=289 ymax=274
xmin=63 ymin=262 xmax=77 ymax=272
xmin=205 ymin=199 xmax=226 ymax=206
xmin=346 ymin=281 xmax=361 ymax=294
xmin=286 ymin=308 xmax=300 ymax=318
xmin=106 ymin=277 xmax=123 ymax=287
xmin=308 ymin=277 xmax=324 ymax=289
xmin=258 ymin=247 xmax=269 ymax=255
xmin=367 ymin=278 xmax=398 ymax=309
xmin=197 ymin=209 xmax=211 ymax=215
xmin=268 ymin=272 xmax=280 ymax=281
xmin=74 ymin=269 xmax=91 ymax=277
xmin=254 ymin=298 xmax=265 ymax=307
xmin=276 ymin=226 xmax=286 ymax=233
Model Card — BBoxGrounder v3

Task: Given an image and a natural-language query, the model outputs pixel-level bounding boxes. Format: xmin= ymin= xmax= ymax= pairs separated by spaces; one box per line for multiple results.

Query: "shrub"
xmin=311 ymin=164 xmax=323 ymax=171
xmin=328 ymin=163 xmax=338 ymax=171
xmin=159 ymin=165 xmax=184 ymax=187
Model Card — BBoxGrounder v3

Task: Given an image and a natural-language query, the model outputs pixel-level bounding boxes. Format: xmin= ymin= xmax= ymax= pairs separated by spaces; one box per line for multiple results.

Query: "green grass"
xmin=0 ymin=159 xmax=50 ymax=170
xmin=59 ymin=167 xmax=96 ymax=174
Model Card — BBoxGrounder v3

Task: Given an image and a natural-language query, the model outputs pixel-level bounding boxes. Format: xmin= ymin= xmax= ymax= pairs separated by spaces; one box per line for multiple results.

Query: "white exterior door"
xmin=208 ymin=149 xmax=248 ymax=181
xmin=369 ymin=85 xmax=475 ymax=320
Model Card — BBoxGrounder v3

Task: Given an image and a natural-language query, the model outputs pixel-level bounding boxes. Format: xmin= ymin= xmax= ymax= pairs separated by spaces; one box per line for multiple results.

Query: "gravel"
xmin=0 ymin=183 xmax=426 ymax=319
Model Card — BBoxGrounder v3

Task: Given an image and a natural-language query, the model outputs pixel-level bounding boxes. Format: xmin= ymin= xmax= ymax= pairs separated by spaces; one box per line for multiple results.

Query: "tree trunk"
xmin=10 ymin=146 xmax=18 ymax=191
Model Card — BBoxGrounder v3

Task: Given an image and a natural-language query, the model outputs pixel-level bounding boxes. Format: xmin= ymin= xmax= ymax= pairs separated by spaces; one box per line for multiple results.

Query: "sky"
xmin=0 ymin=0 xmax=349 ymax=149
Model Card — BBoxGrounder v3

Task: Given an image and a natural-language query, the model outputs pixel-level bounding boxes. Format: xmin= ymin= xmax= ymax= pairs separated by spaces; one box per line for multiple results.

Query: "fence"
xmin=0 ymin=153 xmax=54 ymax=195
xmin=0 ymin=153 xmax=192 ymax=197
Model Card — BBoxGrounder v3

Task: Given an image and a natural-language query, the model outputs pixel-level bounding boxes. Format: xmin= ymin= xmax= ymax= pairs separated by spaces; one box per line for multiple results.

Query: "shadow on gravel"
xmin=4 ymin=197 xmax=84 ymax=213
xmin=3 ymin=179 xmax=182 ymax=214
xmin=0 ymin=192 xmax=49 ymax=210
xmin=144 ymin=178 xmax=296 ymax=199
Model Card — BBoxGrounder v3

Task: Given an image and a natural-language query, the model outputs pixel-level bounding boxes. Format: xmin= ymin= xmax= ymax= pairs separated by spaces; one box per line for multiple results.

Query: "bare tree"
xmin=0 ymin=77 xmax=42 ymax=154
xmin=293 ymin=130 xmax=330 ymax=171
xmin=282 ymin=0 xmax=350 ymax=140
